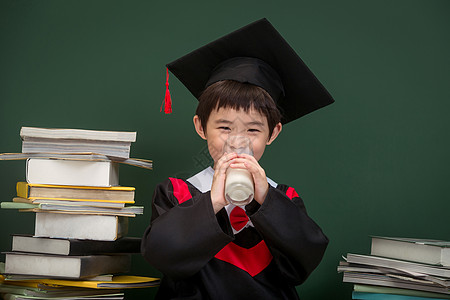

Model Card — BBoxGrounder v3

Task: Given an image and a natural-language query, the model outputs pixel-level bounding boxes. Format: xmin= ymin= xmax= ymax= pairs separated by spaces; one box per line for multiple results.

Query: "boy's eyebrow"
xmin=245 ymin=121 xmax=265 ymax=127
xmin=214 ymin=119 xmax=265 ymax=127
xmin=214 ymin=119 xmax=233 ymax=125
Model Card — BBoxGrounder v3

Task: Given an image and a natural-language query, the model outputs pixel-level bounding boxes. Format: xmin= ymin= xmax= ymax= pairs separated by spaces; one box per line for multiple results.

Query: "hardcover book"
xmin=34 ymin=213 xmax=128 ymax=241
xmin=4 ymin=252 xmax=131 ymax=279
xmin=371 ymin=236 xmax=450 ymax=267
xmin=26 ymin=159 xmax=119 ymax=187
xmin=11 ymin=235 xmax=141 ymax=256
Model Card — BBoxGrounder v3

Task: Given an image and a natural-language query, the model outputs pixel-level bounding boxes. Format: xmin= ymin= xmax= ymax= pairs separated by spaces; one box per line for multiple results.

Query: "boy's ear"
xmin=193 ymin=115 xmax=207 ymax=140
xmin=266 ymin=122 xmax=282 ymax=145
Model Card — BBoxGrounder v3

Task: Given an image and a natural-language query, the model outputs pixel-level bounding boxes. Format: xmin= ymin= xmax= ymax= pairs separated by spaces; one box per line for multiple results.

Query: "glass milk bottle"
xmin=224 ymin=136 xmax=254 ymax=206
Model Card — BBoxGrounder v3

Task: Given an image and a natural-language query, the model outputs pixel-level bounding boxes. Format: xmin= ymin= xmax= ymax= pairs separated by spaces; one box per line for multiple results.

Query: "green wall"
xmin=1 ymin=1 xmax=449 ymax=299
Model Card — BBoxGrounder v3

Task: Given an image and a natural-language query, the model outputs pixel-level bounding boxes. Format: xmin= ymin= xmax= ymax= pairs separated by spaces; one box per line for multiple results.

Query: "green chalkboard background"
xmin=1 ymin=1 xmax=449 ymax=299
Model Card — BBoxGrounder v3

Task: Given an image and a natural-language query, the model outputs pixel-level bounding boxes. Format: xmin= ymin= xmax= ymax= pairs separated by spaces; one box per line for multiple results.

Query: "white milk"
xmin=225 ymin=168 xmax=254 ymax=206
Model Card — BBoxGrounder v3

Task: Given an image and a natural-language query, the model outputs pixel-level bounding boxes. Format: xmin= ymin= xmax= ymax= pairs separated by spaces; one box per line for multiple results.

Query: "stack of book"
xmin=339 ymin=236 xmax=450 ymax=300
xmin=0 ymin=127 xmax=159 ymax=300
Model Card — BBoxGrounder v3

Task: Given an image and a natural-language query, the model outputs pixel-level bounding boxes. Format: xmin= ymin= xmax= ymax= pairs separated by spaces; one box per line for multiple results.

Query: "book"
xmin=16 ymin=182 xmax=135 ymax=204
xmin=20 ymin=127 xmax=137 ymax=159
xmin=3 ymin=274 xmax=114 ymax=282
xmin=22 ymin=140 xmax=132 ymax=159
xmin=11 ymin=235 xmax=141 ymax=256
xmin=13 ymin=198 xmax=126 ymax=209
xmin=0 ymin=153 xmax=153 ymax=170
xmin=26 ymin=159 xmax=119 ymax=187
xmin=20 ymin=127 xmax=136 ymax=143
xmin=34 ymin=213 xmax=128 ymax=241
xmin=338 ymin=261 xmax=450 ymax=288
xmin=371 ymin=236 xmax=450 ymax=267
xmin=343 ymin=271 xmax=450 ymax=295
xmin=2 ymin=293 xmax=125 ymax=300
xmin=7 ymin=275 xmax=161 ymax=289
xmin=354 ymin=284 xmax=450 ymax=299
xmin=352 ymin=291 xmax=450 ymax=300
xmin=2 ymin=202 xmax=143 ymax=217
xmin=0 ymin=283 xmax=124 ymax=298
xmin=4 ymin=252 xmax=131 ymax=279
xmin=346 ymin=253 xmax=450 ymax=279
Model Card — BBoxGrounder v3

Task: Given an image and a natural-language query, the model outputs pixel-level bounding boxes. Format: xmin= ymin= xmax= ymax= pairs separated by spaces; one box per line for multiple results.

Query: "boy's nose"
xmin=224 ymin=135 xmax=253 ymax=155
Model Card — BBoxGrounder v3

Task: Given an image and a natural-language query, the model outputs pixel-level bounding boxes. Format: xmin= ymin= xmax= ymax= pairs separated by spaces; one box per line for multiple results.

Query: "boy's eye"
xmin=248 ymin=128 xmax=260 ymax=133
xmin=219 ymin=127 xmax=231 ymax=131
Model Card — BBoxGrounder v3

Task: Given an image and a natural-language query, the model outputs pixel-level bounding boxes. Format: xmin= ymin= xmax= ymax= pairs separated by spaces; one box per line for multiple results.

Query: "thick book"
xmin=16 ymin=182 xmax=135 ymax=203
xmin=26 ymin=159 xmax=119 ymax=187
xmin=4 ymin=252 xmax=131 ymax=279
xmin=20 ymin=127 xmax=136 ymax=142
xmin=22 ymin=140 xmax=132 ymax=159
xmin=11 ymin=235 xmax=141 ymax=256
xmin=20 ymin=127 xmax=137 ymax=159
xmin=371 ymin=236 xmax=450 ymax=267
xmin=34 ymin=213 xmax=128 ymax=241
xmin=346 ymin=253 xmax=450 ymax=279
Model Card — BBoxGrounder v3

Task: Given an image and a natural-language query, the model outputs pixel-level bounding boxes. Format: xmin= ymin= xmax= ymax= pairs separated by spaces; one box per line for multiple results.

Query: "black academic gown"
xmin=141 ymin=170 xmax=328 ymax=300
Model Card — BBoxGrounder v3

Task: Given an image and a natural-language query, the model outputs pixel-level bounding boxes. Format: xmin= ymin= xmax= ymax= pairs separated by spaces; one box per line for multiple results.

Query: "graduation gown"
xmin=141 ymin=167 xmax=328 ymax=300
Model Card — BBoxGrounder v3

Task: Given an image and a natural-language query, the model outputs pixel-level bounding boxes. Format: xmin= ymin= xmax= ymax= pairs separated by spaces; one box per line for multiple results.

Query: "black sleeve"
xmin=246 ymin=185 xmax=329 ymax=285
xmin=141 ymin=179 xmax=234 ymax=279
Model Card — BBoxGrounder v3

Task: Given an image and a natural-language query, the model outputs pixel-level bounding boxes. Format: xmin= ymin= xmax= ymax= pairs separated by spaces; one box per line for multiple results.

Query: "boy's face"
xmin=193 ymin=106 xmax=282 ymax=167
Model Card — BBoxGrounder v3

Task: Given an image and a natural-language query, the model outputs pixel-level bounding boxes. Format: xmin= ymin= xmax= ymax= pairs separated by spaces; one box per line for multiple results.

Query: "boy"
xmin=142 ymin=18 xmax=333 ymax=299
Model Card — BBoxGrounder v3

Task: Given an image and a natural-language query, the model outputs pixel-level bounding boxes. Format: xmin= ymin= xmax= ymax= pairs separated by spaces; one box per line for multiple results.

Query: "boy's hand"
xmin=211 ymin=152 xmax=238 ymax=214
xmin=229 ymin=154 xmax=269 ymax=205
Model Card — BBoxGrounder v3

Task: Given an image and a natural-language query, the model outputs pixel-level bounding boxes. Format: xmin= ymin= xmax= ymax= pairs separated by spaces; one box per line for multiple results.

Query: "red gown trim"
xmin=214 ymin=240 xmax=273 ymax=277
xmin=169 ymin=177 xmax=192 ymax=204
xmin=285 ymin=187 xmax=299 ymax=200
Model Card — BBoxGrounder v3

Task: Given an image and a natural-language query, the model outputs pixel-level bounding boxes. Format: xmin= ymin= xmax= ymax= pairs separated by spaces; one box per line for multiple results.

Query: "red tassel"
xmin=160 ymin=68 xmax=172 ymax=114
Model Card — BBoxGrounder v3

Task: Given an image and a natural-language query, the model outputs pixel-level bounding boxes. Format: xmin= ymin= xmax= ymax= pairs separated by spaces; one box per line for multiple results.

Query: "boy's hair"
xmin=196 ymin=80 xmax=282 ymax=139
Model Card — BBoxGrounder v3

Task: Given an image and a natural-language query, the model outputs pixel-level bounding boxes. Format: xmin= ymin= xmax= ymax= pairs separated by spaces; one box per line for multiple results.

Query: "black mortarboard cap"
xmin=166 ymin=18 xmax=334 ymax=124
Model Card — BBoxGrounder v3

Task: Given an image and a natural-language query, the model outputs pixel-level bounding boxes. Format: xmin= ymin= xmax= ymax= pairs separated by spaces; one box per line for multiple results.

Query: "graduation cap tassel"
xmin=160 ymin=68 xmax=172 ymax=114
